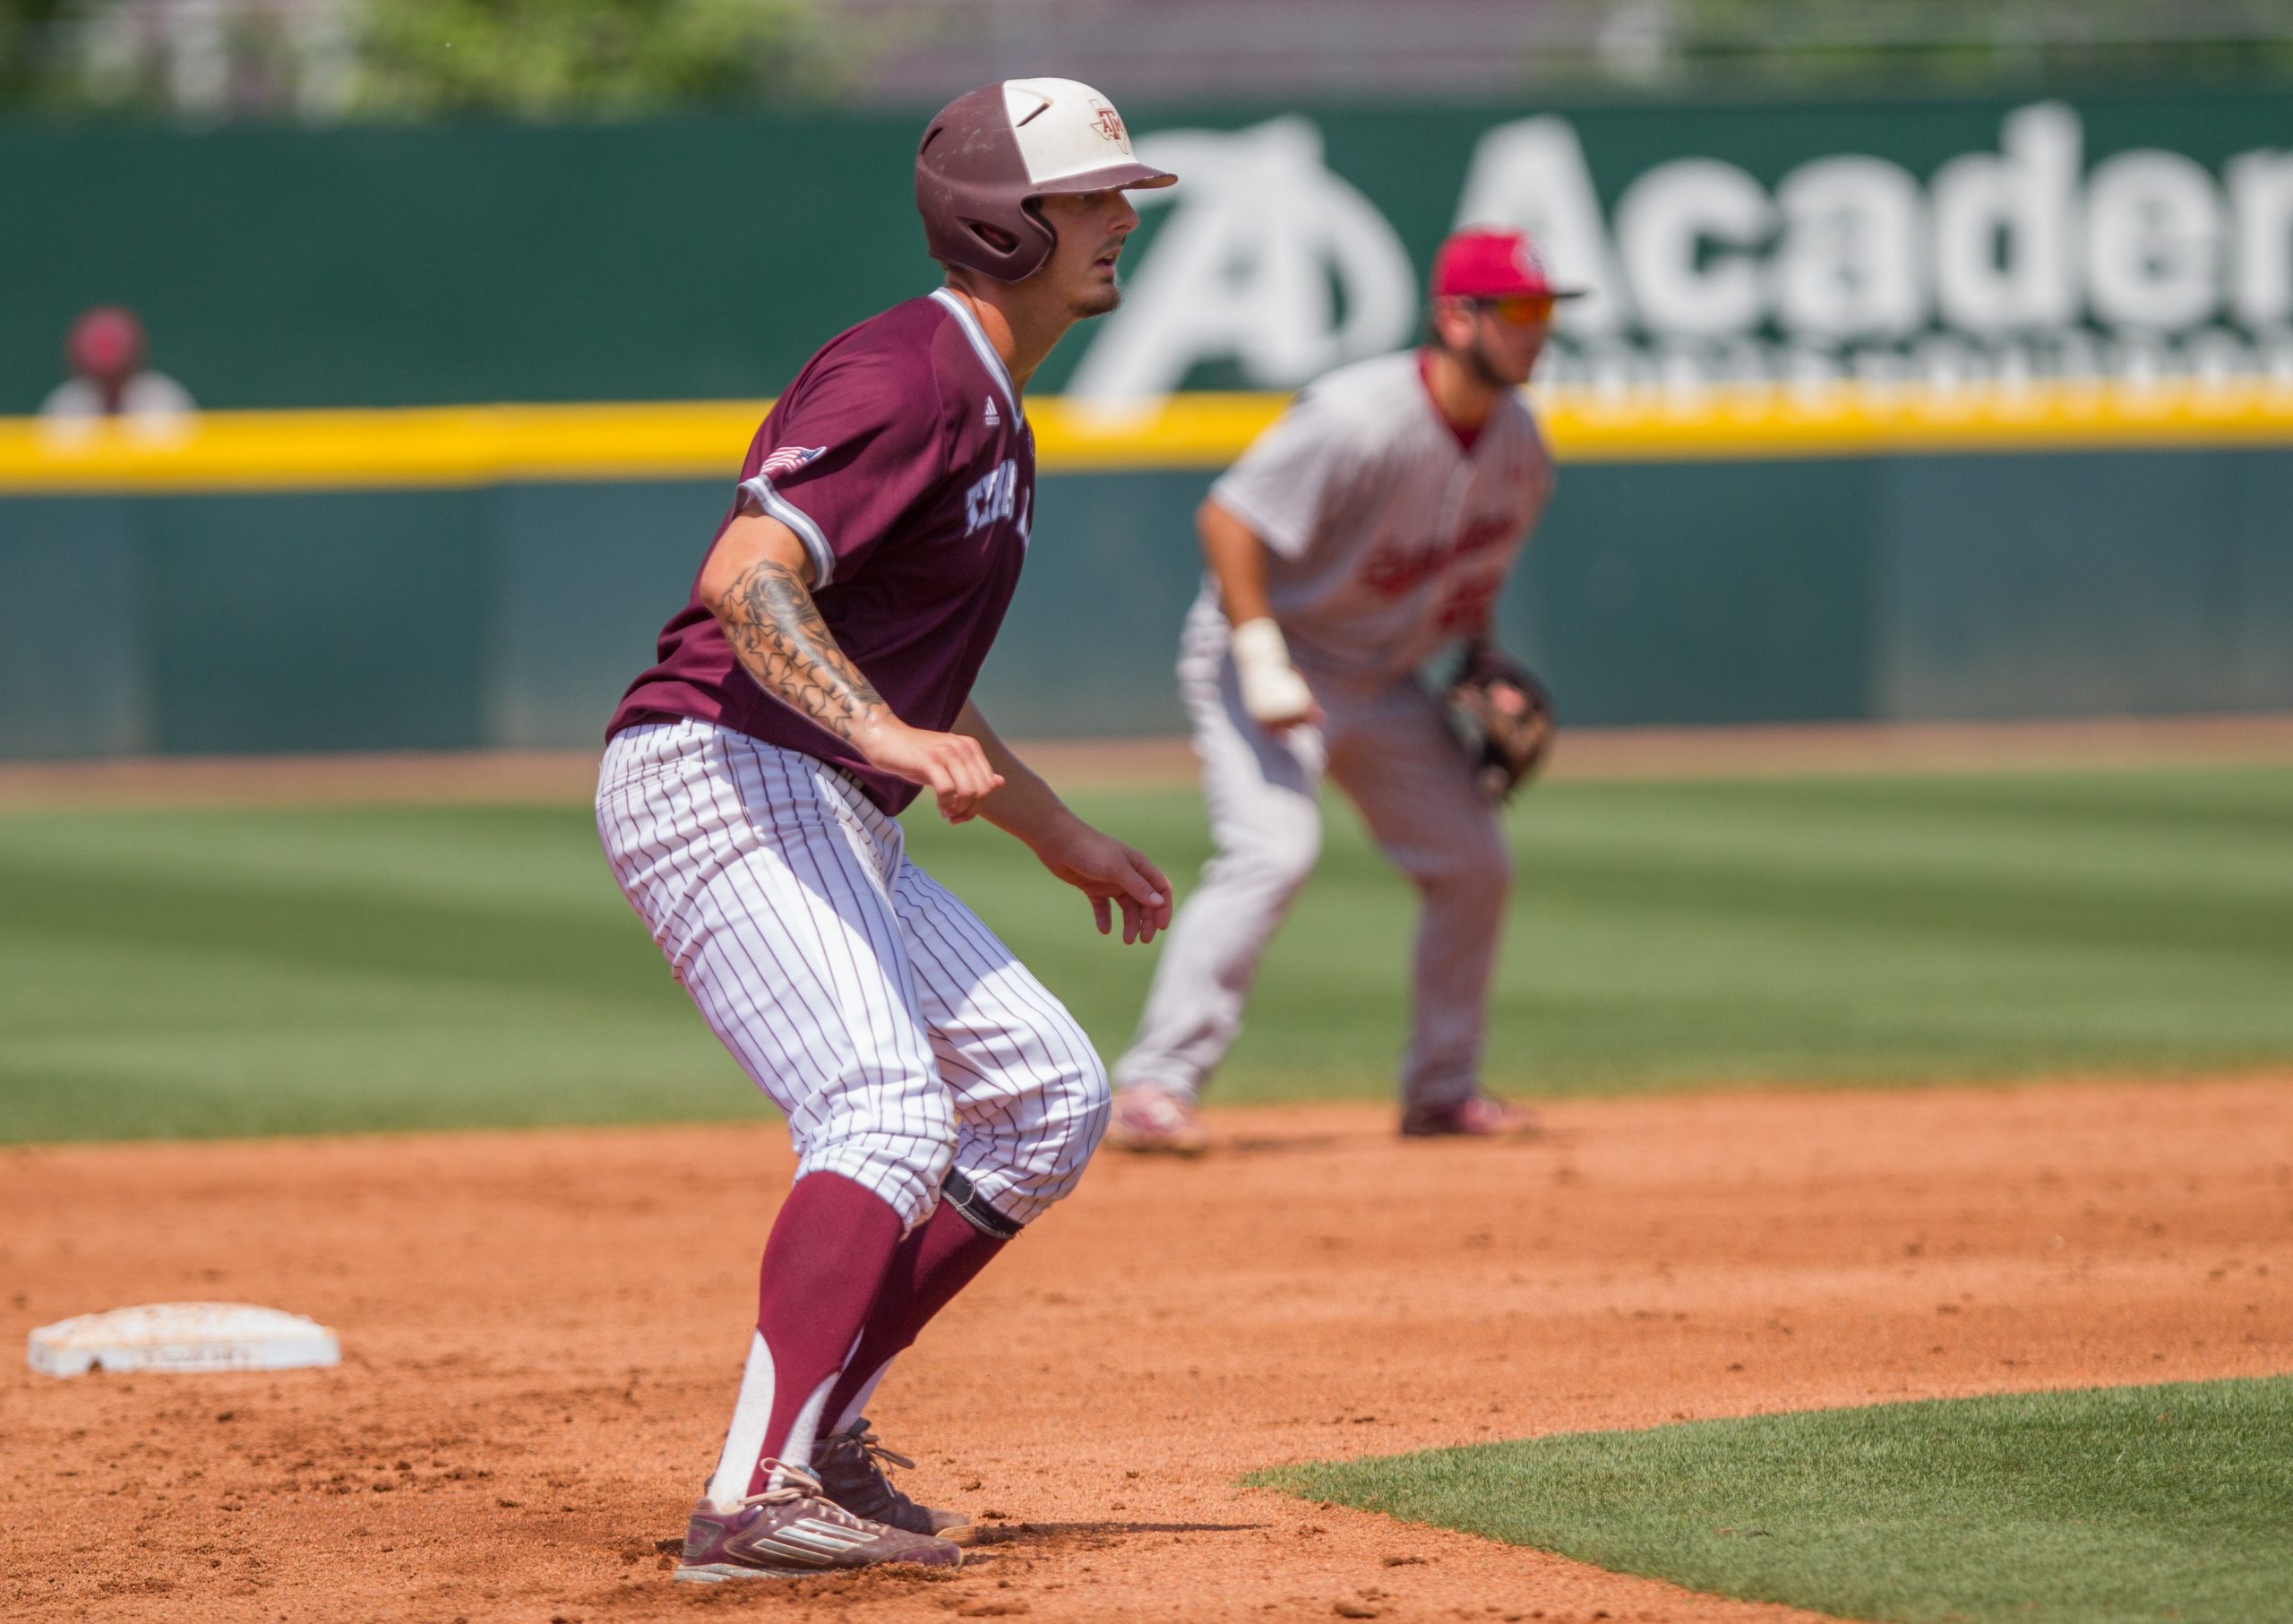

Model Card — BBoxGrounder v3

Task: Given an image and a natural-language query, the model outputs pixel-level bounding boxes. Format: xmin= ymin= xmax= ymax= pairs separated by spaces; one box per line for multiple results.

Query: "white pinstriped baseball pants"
xmin=1115 ymin=602 xmax=1512 ymax=1109
xmin=597 ymin=718 xmax=1110 ymax=1232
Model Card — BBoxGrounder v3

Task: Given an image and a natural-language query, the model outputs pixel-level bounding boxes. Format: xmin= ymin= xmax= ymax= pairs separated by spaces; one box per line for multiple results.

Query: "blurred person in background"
xmin=1108 ymin=227 xmax=1574 ymax=1153
xmin=39 ymin=305 xmax=197 ymax=446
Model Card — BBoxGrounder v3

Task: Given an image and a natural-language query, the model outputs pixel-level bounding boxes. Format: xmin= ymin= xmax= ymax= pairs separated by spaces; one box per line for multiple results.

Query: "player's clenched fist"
xmin=855 ymin=718 xmax=1005 ymax=822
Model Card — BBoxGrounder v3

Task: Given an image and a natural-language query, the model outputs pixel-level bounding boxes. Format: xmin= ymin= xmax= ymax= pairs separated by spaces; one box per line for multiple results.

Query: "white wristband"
xmin=1230 ymin=618 xmax=1315 ymax=726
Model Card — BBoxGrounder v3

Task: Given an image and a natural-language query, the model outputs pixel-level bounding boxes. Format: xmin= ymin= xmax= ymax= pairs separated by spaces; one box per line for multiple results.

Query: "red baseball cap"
xmin=66 ymin=305 xmax=147 ymax=379
xmin=1430 ymin=227 xmax=1584 ymax=301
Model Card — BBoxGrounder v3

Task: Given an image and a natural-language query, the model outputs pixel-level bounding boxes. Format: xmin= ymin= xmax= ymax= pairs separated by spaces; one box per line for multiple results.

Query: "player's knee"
xmin=1047 ymin=1026 xmax=1112 ymax=1160
xmin=1086 ymin=1035 xmax=1112 ymax=1092
xmin=1416 ymin=821 xmax=1512 ymax=899
xmin=947 ymin=1044 xmax=1108 ymax=1233
xmin=1476 ymin=829 xmax=1515 ymax=892
xmin=1219 ymin=814 xmax=1322 ymax=899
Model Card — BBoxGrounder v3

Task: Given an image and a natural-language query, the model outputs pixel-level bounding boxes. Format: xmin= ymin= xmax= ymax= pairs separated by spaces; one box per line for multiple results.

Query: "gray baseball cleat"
xmin=1400 ymin=1094 xmax=1541 ymax=1139
xmin=672 ymin=1460 xmax=962 ymax=1581
xmin=812 ymin=1419 xmax=975 ymax=1542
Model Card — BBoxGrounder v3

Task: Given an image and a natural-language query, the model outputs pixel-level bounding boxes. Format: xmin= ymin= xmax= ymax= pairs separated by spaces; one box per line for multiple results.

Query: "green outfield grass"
xmin=1250 ymin=1375 xmax=2293 ymax=1624
xmin=2 ymin=765 xmax=2289 ymax=1141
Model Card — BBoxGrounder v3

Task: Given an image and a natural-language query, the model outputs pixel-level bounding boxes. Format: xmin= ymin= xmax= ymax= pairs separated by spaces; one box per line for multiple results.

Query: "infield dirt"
xmin=5 ymin=1076 xmax=2289 ymax=1624
xmin=4 ymin=712 xmax=2291 ymax=807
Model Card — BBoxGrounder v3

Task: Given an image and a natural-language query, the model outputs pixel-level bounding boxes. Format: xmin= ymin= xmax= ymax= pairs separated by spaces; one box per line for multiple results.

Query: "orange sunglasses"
xmin=1475 ymin=295 xmax=1556 ymax=327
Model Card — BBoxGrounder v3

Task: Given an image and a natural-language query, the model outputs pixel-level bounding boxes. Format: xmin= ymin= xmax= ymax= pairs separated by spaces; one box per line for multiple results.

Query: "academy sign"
xmin=1071 ymin=100 xmax=2293 ymax=406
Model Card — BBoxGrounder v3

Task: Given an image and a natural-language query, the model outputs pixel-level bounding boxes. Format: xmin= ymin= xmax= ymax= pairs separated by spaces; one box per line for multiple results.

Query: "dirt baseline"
xmin=3 ymin=713 xmax=2289 ymax=809
xmin=4 ymin=1078 xmax=2290 ymax=1624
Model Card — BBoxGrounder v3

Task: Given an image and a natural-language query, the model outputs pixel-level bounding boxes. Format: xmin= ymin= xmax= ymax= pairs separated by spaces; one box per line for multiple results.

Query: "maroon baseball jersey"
xmin=610 ymin=289 xmax=1034 ymax=812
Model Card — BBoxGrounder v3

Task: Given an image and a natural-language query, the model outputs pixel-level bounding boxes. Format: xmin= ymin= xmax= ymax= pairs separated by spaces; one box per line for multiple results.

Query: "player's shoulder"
xmin=803 ymin=293 xmax=1013 ymax=425
xmin=802 ymin=297 xmax=943 ymax=384
xmin=783 ymin=296 xmax=970 ymax=434
xmin=1273 ymin=350 xmax=1421 ymax=452
xmin=1296 ymin=350 xmax=1422 ymax=417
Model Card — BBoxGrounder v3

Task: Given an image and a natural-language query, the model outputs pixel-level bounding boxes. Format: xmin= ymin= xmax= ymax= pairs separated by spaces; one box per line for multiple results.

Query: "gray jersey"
xmin=1117 ymin=350 xmax=1555 ymax=1113
xmin=1207 ymin=349 xmax=1554 ymax=678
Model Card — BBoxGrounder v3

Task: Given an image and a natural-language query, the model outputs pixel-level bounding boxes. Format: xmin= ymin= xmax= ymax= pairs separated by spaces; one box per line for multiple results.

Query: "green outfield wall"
xmin=4 ymin=88 xmax=2290 ymax=753
xmin=4 ymin=443 xmax=2288 ymax=758
xmin=7 ymin=87 xmax=2293 ymax=412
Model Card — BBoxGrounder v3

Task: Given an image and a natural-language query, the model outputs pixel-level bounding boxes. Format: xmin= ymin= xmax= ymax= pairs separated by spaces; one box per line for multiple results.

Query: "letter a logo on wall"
xmin=1069 ymin=117 xmax=1417 ymax=410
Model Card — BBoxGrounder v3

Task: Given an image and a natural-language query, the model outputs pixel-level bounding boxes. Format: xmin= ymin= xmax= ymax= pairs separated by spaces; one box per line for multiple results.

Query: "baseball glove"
xmin=1444 ymin=645 xmax=1555 ymax=803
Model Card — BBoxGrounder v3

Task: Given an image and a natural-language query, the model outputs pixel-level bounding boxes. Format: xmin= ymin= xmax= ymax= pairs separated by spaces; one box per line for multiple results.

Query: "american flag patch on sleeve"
xmin=758 ymin=444 xmax=827 ymax=479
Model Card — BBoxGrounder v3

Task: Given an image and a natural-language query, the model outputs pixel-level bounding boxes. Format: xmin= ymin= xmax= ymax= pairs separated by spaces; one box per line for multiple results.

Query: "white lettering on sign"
xmin=1068 ymin=117 xmax=1415 ymax=410
xmin=1083 ymin=99 xmax=2293 ymax=400
xmin=1774 ymin=156 xmax=1927 ymax=339
xmin=1930 ymin=102 xmax=2083 ymax=334
xmin=1616 ymin=158 xmax=1775 ymax=336
xmin=2086 ymin=150 xmax=2225 ymax=332
xmin=2229 ymin=151 xmax=2293 ymax=328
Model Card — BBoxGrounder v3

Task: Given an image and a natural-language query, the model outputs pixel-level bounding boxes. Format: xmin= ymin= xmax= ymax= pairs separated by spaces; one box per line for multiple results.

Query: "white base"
xmin=27 ymin=1302 xmax=339 ymax=1377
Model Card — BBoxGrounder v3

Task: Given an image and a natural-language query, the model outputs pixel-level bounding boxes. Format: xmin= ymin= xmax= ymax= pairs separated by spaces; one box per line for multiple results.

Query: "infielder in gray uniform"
xmin=1108 ymin=227 xmax=1578 ymax=1151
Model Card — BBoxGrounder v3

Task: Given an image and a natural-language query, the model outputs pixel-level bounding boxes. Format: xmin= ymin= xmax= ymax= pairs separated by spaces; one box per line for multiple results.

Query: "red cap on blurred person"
xmin=66 ymin=306 xmax=148 ymax=384
xmin=1430 ymin=228 xmax=1584 ymax=301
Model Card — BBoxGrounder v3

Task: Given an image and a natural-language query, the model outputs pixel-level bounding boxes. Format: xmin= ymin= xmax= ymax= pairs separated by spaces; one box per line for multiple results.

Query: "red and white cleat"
xmin=673 ymin=1462 xmax=961 ymax=1582
xmin=1106 ymin=1086 xmax=1210 ymax=1156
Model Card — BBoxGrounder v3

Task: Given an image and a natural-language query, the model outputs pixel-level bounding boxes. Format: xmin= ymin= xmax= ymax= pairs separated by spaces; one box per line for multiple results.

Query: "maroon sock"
xmin=743 ymin=1172 xmax=905 ymax=1497
xmin=822 ymin=1199 xmax=1008 ymax=1426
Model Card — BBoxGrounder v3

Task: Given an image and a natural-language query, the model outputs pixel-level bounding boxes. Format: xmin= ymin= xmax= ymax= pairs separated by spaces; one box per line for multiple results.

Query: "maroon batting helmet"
xmin=915 ymin=77 xmax=1176 ymax=283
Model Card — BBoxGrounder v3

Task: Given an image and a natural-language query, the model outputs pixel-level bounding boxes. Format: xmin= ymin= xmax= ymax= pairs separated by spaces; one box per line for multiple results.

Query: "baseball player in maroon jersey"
xmin=1107 ymin=228 xmax=1578 ymax=1154
xmin=597 ymin=79 xmax=1175 ymax=1580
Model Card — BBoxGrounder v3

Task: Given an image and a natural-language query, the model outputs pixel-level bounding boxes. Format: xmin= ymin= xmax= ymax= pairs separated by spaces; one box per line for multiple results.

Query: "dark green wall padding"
xmin=4 ymin=446 xmax=2288 ymax=758
xmin=8 ymin=88 xmax=2293 ymax=413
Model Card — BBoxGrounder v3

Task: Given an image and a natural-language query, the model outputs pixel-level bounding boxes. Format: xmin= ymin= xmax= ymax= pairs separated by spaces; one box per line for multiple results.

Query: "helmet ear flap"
xmin=1011 ymin=195 xmax=1057 ymax=272
xmin=970 ymin=222 xmax=1019 ymax=254
xmin=930 ymin=186 xmax=1056 ymax=281
xmin=936 ymin=189 xmax=1054 ymax=280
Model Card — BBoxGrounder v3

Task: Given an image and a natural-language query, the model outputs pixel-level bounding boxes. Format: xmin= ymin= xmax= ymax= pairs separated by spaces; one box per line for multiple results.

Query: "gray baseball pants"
xmin=1113 ymin=606 xmax=1512 ymax=1109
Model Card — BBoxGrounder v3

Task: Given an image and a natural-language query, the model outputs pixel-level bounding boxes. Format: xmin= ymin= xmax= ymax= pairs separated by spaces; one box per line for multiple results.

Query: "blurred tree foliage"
xmin=352 ymin=0 xmax=847 ymax=116
xmin=0 ymin=0 xmax=853 ymax=116
xmin=0 ymin=1 xmax=72 ymax=103
xmin=1 ymin=0 xmax=2289 ymax=116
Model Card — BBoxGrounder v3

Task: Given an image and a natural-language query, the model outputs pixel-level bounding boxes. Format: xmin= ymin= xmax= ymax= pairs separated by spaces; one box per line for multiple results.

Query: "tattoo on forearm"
xmin=717 ymin=559 xmax=888 ymax=741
